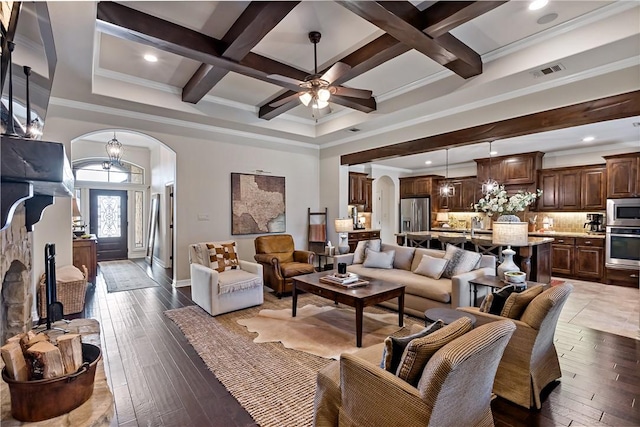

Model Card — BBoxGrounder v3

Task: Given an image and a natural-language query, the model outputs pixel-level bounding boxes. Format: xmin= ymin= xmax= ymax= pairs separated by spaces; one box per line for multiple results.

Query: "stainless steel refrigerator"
xmin=400 ymin=197 xmax=431 ymax=233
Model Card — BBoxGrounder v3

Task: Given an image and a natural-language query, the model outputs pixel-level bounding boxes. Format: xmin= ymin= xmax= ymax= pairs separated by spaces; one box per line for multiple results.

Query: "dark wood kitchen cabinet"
xmin=349 ymin=172 xmax=373 ymax=211
xmin=399 ymin=175 xmax=441 ymax=199
xmin=476 ymin=152 xmax=543 ymax=192
xmin=604 ymin=152 xmax=640 ymax=198
xmin=537 ymin=165 xmax=606 ymax=211
xmin=551 ymin=237 xmax=574 ymax=276
xmin=436 ymin=176 xmax=477 ymax=211
xmin=552 ymin=236 xmax=604 ymax=282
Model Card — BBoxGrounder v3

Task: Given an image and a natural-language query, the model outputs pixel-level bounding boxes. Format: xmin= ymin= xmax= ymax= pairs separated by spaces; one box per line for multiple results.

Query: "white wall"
xmin=150 ymin=143 xmax=176 ymax=268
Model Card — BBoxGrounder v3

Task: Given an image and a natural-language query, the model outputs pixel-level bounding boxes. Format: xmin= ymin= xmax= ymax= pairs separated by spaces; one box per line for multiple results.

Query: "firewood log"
xmin=0 ymin=342 xmax=28 ymax=381
xmin=56 ymin=334 xmax=83 ymax=374
xmin=6 ymin=333 xmax=25 ymax=346
xmin=25 ymin=341 xmax=65 ymax=380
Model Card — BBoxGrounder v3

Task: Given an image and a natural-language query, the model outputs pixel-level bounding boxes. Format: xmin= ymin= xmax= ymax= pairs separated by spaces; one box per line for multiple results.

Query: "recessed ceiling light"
xmin=582 ymin=136 xmax=595 ymax=142
xmin=490 ymin=151 xmax=498 ymax=156
xmin=529 ymin=0 xmax=548 ymax=11
xmin=143 ymin=54 xmax=158 ymax=63
xmin=537 ymin=13 xmax=558 ymax=25
xmin=425 ymin=160 xmax=432 ymax=165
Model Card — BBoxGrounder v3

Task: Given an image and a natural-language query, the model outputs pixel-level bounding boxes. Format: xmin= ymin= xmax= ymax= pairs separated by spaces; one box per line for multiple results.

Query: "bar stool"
xmin=406 ymin=233 xmax=432 ymax=248
xmin=471 ymin=237 xmax=503 ymax=263
xmin=437 ymin=235 xmax=466 ymax=250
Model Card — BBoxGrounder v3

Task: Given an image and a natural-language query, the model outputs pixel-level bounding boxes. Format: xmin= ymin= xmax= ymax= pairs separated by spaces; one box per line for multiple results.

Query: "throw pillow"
xmin=362 ymin=249 xmax=395 ymax=269
xmin=413 ymin=254 xmax=449 ymax=280
xmin=479 ymin=285 xmax=516 ymax=315
xmin=380 ymin=320 xmax=444 ymax=373
xmin=396 ymin=317 xmax=473 ymax=386
xmin=352 ymin=239 xmax=382 ymax=264
xmin=500 ymin=284 xmax=544 ymax=319
xmin=206 ymin=241 xmax=239 ymax=272
xmin=441 ymin=244 xmax=482 ymax=279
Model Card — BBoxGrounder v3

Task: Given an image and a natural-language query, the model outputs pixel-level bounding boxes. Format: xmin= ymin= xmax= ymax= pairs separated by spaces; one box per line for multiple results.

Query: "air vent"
xmin=530 ymin=63 xmax=565 ymax=78
xmin=347 ymin=128 xmax=362 ymax=133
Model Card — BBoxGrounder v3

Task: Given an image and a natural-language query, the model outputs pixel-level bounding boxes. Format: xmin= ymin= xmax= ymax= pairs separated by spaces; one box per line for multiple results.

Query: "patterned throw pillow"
xmin=206 ymin=241 xmax=239 ymax=273
xmin=479 ymin=284 xmax=516 ymax=314
xmin=413 ymin=254 xmax=449 ymax=280
xmin=500 ymin=284 xmax=544 ymax=319
xmin=353 ymin=239 xmax=381 ymax=264
xmin=441 ymin=244 xmax=482 ymax=279
xmin=396 ymin=317 xmax=473 ymax=386
xmin=380 ymin=320 xmax=444 ymax=373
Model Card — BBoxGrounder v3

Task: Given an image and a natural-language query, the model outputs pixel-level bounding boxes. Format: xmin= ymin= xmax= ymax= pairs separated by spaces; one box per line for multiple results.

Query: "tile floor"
xmin=558 ymin=278 xmax=639 ymax=340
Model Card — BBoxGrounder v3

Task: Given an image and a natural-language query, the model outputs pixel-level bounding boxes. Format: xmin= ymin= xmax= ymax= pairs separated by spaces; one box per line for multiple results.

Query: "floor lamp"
xmin=334 ymin=218 xmax=353 ymax=254
xmin=492 ymin=221 xmax=529 ymax=280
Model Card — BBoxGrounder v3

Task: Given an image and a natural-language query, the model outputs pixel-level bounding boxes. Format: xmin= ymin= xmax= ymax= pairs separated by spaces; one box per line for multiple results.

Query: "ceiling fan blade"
xmin=333 ymin=86 xmax=373 ymax=99
xmin=320 ymin=62 xmax=351 ymax=84
xmin=269 ymin=93 xmax=302 ymax=108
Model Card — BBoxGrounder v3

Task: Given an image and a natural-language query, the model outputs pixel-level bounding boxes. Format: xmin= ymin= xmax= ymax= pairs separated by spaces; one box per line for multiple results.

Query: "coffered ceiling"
xmin=14 ymin=1 xmax=640 ymax=170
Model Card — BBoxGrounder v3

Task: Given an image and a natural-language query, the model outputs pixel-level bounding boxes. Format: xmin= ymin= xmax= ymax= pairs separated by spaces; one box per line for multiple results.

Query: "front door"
xmin=90 ymin=189 xmax=128 ymax=261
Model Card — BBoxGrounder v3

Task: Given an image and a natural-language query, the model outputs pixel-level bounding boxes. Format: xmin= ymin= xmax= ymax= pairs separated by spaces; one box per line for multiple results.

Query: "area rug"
xmin=237 ymin=304 xmax=403 ymax=359
xmin=164 ymin=293 xmax=421 ymax=427
xmin=99 ymin=260 xmax=159 ymax=292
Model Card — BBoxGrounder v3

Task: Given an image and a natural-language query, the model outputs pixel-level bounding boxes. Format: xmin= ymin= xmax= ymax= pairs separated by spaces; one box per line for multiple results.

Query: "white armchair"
xmin=189 ymin=242 xmax=264 ymax=316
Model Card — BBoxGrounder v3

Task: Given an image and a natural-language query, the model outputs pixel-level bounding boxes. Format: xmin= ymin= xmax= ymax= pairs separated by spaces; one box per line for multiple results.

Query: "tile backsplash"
xmin=442 ymin=211 xmax=605 ymax=233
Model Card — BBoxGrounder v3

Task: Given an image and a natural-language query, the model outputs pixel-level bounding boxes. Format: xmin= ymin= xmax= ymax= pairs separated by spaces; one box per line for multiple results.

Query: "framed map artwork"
xmin=231 ymin=173 xmax=285 ymax=235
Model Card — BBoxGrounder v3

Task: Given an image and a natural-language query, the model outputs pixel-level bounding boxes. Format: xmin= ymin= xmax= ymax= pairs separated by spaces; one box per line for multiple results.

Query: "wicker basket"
xmin=38 ymin=265 xmax=88 ymax=318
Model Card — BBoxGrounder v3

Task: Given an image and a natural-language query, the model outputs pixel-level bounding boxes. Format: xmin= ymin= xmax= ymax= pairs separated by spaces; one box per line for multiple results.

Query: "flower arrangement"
xmin=472 ymin=185 xmax=542 ymax=217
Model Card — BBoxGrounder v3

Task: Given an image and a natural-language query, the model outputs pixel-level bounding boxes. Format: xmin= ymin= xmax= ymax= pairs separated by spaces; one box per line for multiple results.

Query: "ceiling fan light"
xmin=317 ymin=88 xmax=331 ymax=102
xmin=299 ymin=92 xmax=312 ymax=106
xmin=316 ymin=99 xmax=329 ymax=109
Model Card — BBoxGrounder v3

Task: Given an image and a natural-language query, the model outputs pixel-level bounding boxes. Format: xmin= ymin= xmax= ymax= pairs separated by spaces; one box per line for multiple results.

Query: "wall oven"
xmin=606 ymin=199 xmax=640 ymax=269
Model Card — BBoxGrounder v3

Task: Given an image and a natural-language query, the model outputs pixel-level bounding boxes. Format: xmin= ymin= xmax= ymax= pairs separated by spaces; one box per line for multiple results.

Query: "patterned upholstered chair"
xmin=457 ymin=282 xmax=573 ymax=408
xmin=313 ymin=318 xmax=515 ymax=427
xmin=189 ymin=241 xmax=263 ymax=316
xmin=254 ymin=234 xmax=315 ymax=297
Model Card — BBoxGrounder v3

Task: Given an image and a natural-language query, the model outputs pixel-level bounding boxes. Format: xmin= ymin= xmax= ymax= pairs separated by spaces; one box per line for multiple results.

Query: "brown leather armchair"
xmin=254 ymin=234 xmax=315 ymax=297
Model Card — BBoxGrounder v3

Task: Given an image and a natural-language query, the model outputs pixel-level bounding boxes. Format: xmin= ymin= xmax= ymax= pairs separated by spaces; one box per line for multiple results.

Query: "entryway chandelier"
xmin=103 ymin=132 xmax=123 ymax=169
xmin=439 ymin=148 xmax=455 ymax=197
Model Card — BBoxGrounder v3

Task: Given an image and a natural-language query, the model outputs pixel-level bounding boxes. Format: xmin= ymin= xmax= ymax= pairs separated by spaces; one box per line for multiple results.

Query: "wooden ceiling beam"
xmin=422 ymin=1 xmax=507 ymax=38
xmin=336 ymin=1 xmax=482 ymax=78
xmin=182 ymin=1 xmax=299 ymax=104
xmin=96 ymin=2 xmax=308 ymax=91
xmin=340 ymin=90 xmax=640 ymax=165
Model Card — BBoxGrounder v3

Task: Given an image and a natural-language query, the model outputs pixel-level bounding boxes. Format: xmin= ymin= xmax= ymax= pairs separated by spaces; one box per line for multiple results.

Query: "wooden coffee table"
xmin=292 ymin=270 xmax=405 ymax=347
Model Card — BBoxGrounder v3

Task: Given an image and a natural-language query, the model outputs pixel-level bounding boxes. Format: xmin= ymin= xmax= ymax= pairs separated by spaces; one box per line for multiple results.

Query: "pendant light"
xmin=482 ymin=141 xmax=499 ymax=195
xmin=439 ymin=148 xmax=455 ymax=197
xmin=105 ymin=132 xmax=124 ymax=165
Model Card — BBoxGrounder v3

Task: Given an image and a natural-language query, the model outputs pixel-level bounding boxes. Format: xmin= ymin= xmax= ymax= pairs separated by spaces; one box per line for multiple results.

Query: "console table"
xmin=73 ymin=236 xmax=97 ymax=284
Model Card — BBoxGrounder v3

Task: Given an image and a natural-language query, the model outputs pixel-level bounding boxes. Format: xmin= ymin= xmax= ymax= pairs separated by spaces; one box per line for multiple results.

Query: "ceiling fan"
xmin=268 ymin=31 xmax=373 ymax=113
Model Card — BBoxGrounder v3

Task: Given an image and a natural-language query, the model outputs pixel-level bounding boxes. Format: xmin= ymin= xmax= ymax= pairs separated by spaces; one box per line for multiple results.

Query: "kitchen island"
xmin=397 ymin=230 xmax=554 ymax=284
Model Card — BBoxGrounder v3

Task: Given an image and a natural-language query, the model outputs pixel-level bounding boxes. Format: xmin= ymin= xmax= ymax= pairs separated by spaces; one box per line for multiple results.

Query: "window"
xmin=73 ymin=160 xmax=144 ymax=184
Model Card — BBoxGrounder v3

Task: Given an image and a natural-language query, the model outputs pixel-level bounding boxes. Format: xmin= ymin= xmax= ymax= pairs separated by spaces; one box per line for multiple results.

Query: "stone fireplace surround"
xmin=0 ymin=203 xmax=34 ymax=344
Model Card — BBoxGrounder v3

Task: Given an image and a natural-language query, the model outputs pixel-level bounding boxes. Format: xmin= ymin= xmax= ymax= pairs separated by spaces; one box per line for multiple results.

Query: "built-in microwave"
xmin=606 ymin=198 xmax=640 ymax=227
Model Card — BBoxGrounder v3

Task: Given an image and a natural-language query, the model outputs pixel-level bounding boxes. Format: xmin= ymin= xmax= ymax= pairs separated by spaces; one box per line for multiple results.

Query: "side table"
xmin=424 ymin=308 xmax=476 ymax=327
xmin=315 ymin=253 xmax=335 ymax=271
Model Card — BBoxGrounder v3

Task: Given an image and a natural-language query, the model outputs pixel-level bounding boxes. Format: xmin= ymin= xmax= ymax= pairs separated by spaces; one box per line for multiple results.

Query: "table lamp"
xmin=492 ymin=221 xmax=529 ymax=280
xmin=334 ymin=218 xmax=353 ymax=254
xmin=72 ymin=198 xmax=86 ymax=237
xmin=436 ymin=212 xmax=450 ymax=228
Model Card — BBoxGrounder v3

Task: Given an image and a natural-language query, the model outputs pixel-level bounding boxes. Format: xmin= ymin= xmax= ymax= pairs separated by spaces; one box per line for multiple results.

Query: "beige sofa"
xmin=334 ymin=243 xmax=496 ymax=317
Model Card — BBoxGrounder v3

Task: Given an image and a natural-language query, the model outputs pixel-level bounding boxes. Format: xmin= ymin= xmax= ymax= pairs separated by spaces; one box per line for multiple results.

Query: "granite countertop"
xmin=426 ymin=228 xmax=606 ymax=239
xmin=347 ymin=228 xmax=380 ymax=233
xmin=396 ymin=230 xmax=554 ymax=246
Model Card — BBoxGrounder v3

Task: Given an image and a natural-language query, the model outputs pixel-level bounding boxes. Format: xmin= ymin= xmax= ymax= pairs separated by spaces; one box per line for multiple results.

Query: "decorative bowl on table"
xmin=504 ymin=271 xmax=526 ymax=284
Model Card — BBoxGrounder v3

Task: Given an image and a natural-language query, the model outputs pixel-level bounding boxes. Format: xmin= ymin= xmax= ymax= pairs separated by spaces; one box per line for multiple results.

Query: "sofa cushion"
xmin=254 ymin=235 xmax=295 ymax=263
xmin=500 ymin=284 xmax=544 ymax=319
xmin=353 ymin=239 xmax=382 ymax=264
xmin=218 ymin=269 xmax=262 ymax=295
xmin=280 ymin=262 xmax=315 ymax=278
xmin=410 ymin=248 xmax=446 ymax=273
xmin=347 ymin=265 xmax=451 ymax=304
xmin=413 ymin=254 xmax=448 ymax=280
xmin=380 ymin=320 xmax=444 ymax=373
xmin=396 ymin=317 xmax=473 ymax=386
xmin=441 ymin=245 xmax=482 ymax=279
xmin=363 ymin=249 xmax=395 ymax=269
xmin=382 ymin=243 xmax=415 ymax=271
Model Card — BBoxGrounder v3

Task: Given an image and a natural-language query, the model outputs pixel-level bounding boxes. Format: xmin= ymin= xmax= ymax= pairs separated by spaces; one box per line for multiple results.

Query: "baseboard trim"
xmin=174 ymin=279 xmax=190 ymax=288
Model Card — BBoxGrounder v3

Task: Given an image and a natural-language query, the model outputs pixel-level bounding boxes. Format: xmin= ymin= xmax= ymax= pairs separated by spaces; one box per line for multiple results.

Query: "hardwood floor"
xmin=80 ymin=261 xmax=639 ymax=426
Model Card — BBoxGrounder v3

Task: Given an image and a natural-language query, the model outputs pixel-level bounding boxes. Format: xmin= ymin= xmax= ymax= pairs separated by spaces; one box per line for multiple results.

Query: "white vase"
xmin=496 ymin=214 xmax=521 ymax=222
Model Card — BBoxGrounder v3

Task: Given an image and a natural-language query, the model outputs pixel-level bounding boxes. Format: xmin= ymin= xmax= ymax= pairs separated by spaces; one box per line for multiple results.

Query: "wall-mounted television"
xmin=1 ymin=1 xmax=56 ymax=139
